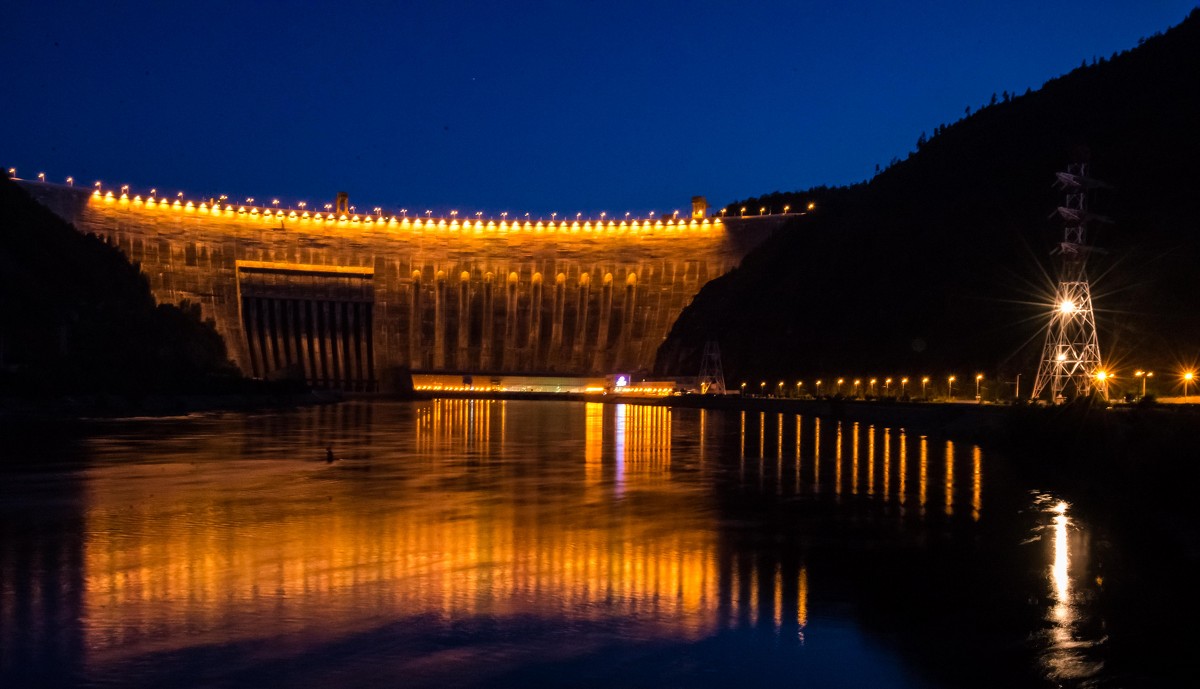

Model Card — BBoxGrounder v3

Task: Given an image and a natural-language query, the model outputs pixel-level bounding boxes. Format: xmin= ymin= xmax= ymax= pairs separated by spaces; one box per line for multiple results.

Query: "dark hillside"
xmin=0 ymin=177 xmax=239 ymax=395
xmin=657 ymin=9 xmax=1200 ymax=393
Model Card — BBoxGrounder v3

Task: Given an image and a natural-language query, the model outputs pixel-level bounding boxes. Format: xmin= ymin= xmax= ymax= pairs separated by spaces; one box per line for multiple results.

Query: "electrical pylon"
xmin=697 ymin=341 xmax=726 ymax=394
xmin=1031 ymin=162 xmax=1110 ymax=403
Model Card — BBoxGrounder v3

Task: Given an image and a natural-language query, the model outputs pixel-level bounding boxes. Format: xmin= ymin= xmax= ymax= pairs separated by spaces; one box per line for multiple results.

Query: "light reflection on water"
xmin=0 ymin=400 xmax=1109 ymax=687
xmin=1033 ymin=494 xmax=1106 ymax=684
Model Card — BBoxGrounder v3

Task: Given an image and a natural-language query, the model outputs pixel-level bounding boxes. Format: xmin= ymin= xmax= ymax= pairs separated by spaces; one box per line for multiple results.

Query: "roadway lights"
xmin=807 ymin=202 xmax=816 ymax=211
xmin=975 ymin=374 xmax=983 ymax=400
xmin=948 ymin=375 xmax=956 ymax=399
xmin=65 ymin=176 xmax=74 ymax=186
xmin=1184 ymin=371 xmax=1195 ymax=402
xmin=921 ymin=376 xmax=930 ymax=398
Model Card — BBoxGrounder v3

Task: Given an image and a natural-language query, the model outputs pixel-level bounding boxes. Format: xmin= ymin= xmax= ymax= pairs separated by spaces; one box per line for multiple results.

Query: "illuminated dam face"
xmin=22 ymin=183 xmax=770 ymax=389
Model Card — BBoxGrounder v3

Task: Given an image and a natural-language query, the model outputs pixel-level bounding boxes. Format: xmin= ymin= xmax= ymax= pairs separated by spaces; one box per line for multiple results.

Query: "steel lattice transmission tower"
xmin=697 ymin=341 xmax=726 ymax=395
xmin=1031 ymin=162 xmax=1111 ymax=403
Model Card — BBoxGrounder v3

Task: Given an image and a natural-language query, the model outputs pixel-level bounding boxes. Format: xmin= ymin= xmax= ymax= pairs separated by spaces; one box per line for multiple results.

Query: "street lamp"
xmin=740 ymin=382 xmax=747 ymax=395
xmin=815 ymin=379 xmax=822 ymax=396
xmin=921 ymin=376 xmax=930 ymax=398
xmin=836 ymin=378 xmax=844 ymax=396
xmin=868 ymin=378 xmax=877 ymax=396
xmin=900 ymin=377 xmax=908 ymax=396
xmin=1184 ymin=372 xmax=1195 ymax=402
xmin=853 ymin=379 xmax=862 ymax=397
xmin=1135 ymin=370 xmax=1153 ymax=398
xmin=795 ymin=381 xmax=803 ymax=397
xmin=777 ymin=381 xmax=784 ymax=397
xmin=948 ymin=376 xmax=956 ymax=400
xmin=760 ymin=381 xmax=766 ymax=397
xmin=783 ymin=205 xmax=790 ymax=214
xmin=884 ymin=378 xmax=892 ymax=396
xmin=975 ymin=374 xmax=983 ymax=401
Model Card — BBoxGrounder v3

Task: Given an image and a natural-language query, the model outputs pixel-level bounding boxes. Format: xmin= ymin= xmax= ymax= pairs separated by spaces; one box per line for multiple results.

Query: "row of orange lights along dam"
xmin=741 ymin=369 xmax=1200 ymax=400
xmin=9 ymin=170 xmax=742 ymax=231
xmin=741 ymin=375 xmax=987 ymax=399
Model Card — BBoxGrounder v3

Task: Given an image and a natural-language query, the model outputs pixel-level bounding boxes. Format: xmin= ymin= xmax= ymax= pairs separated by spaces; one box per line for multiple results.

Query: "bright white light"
xmin=1058 ymin=300 xmax=1076 ymax=314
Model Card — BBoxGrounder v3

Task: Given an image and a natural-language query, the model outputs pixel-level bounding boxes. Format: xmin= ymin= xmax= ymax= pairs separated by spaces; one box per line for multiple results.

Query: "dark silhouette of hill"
xmin=657 ymin=9 xmax=1200 ymax=397
xmin=0 ymin=177 xmax=241 ymax=395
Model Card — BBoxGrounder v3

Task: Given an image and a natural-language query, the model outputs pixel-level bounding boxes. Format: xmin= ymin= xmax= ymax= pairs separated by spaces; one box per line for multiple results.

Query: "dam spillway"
xmin=20 ymin=183 xmax=769 ymax=390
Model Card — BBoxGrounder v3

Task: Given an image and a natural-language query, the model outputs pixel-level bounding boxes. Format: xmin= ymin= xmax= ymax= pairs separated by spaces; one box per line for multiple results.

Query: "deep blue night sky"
xmin=2 ymin=1 xmax=1194 ymax=216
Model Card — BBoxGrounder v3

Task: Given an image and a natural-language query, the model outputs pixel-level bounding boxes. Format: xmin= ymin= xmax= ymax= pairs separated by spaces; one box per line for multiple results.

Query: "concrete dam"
xmin=21 ymin=182 xmax=770 ymax=390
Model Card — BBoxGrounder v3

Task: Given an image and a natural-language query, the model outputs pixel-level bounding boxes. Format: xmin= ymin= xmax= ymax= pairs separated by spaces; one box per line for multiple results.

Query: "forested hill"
xmin=656 ymin=9 xmax=1200 ymax=390
xmin=0 ymin=177 xmax=239 ymax=395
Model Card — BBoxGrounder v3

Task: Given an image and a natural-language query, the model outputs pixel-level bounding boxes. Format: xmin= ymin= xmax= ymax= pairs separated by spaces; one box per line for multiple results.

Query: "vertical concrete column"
xmin=550 ymin=273 xmax=566 ymax=370
xmin=572 ymin=272 xmax=591 ymax=369
xmin=409 ymin=270 xmax=422 ymax=370
xmin=434 ymin=270 xmax=446 ymax=370
xmin=274 ymin=298 xmax=291 ymax=371
xmin=297 ymin=299 xmax=313 ymax=384
xmin=615 ymin=272 xmax=637 ymax=371
xmin=503 ymin=271 xmax=519 ymax=370
xmin=364 ymin=302 xmax=376 ymax=390
xmin=529 ymin=272 xmax=543 ymax=369
xmin=242 ymin=296 xmax=262 ymax=378
xmin=457 ymin=272 xmax=471 ymax=370
xmin=480 ymin=272 xmax=494 ymax=370
xmin=317 ymin=300 xmax=331 ymax=387
xmin=328 ymin=299 xmax=343 ymax=388
xmin=256 ymin=298 xmax=273 ymax=377
xmin=348 ymin=301 xmax=362 ymax=390
xmin=592 ymin=273 xmax=614 ymax=372
xmin=339 ymin=301 xmax=354 ymax=389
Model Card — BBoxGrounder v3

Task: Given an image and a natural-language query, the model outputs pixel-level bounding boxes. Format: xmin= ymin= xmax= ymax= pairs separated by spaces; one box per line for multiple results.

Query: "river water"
xmin=0 ymin=400 xmax=1152 ymax=687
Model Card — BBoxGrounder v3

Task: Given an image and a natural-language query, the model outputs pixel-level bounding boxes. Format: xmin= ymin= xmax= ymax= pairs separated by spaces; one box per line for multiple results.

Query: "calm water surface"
xmin=0 ymin=401 xmax=1124 ymax=687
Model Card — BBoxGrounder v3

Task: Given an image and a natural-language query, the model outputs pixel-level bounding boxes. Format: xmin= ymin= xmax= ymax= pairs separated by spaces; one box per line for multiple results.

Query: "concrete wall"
xmin=20 ymin=182 xmax=770 ymax=387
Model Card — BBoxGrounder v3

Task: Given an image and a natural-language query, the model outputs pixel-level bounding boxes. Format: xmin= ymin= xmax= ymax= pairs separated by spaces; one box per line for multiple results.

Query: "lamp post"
xmin=1185 ymin=372 xmax=1194 ymax=403
xmin=836 ymin=378 xmax=844 ymax=396
xmin=760 ymin=382 xmax=766 ymax=397
xmin=921 ymin=376 xmax=930 ymax=399
xmin=900 ymin=377 xmax=908 ymax=397
xmin=796 ymin=381 xmax=803 ymax=398
xmin=884 ymin=378 xmax=892 ymax=397
xmin=740 ymin=382 xmax=747 ymax=396
xmin=815 ymin=379 xmax=822 ymax=397
xmin=975 ymin=374 xmax=983 ymax=402
xmin=948 ymin=376 xmax=956 ymax=400
xmin=853 ymin=379 xmax=862 ymax=397
xmin=1135 ymin=370 xmax=1153 ymax=398
xmin=868 ymin=378 xmax=877 ymax=396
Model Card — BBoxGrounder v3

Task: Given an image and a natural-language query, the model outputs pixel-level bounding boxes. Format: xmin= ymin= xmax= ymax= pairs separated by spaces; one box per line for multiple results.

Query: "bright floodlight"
xmin=1058 ymin=299 xmax=1076 ymax=314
